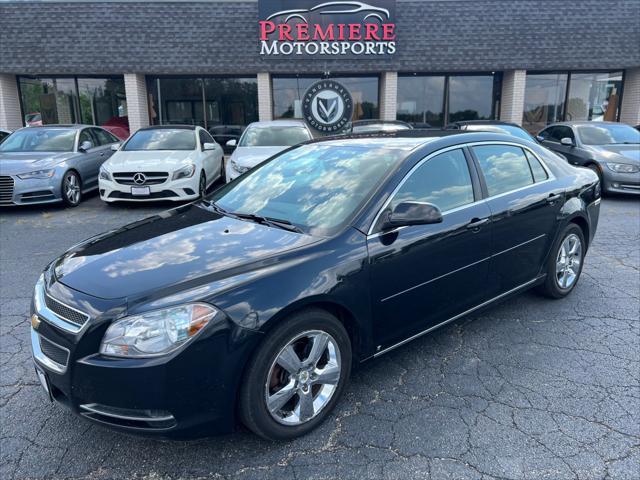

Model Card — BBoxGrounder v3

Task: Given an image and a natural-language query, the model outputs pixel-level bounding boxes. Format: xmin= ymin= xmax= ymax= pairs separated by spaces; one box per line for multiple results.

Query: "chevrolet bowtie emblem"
xmin=31 ymin=314 xmax=41 ymax=330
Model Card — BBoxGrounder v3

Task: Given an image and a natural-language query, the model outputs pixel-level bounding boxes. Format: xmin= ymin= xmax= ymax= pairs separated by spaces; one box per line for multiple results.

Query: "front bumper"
xmin=30 ymin=276 xmax=262 ymax=439
xmin=0 ymin=173 xmax=63 ymax=206
xmin=99 ymin=175 xmax=200 ymax=202
xmin=602 ymin=170 xmax=640 ymax=195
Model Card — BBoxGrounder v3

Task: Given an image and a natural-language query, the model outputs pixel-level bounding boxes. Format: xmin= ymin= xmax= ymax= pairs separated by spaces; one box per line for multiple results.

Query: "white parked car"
xmin=225 ymin=120 xmax=313 ymax=182
xmin=99 ymin=126 xmax=224 ymax=203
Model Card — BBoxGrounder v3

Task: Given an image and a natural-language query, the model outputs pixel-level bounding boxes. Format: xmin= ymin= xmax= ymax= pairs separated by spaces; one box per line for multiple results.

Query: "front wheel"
xmin=198 ymin=171 xmax=207 ymax=198
xmin=537 ymin=223 xmax=585 ymax=298
xmin=62 ymin=171 xmax=82 ymax=207
xmin=239 ymin=309 xmax=352 ymax=441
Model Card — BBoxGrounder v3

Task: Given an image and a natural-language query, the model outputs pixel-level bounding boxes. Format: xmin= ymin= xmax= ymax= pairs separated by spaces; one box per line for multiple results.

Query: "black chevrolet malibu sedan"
xmin=30 ymin=132 xmax=601 ymax=440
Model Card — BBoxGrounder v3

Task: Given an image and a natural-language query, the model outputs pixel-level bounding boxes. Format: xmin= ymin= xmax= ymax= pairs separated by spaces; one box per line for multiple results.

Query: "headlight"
xmin=100 ymin=303 xmax=217 ymax=358
xmin=17 ymin=169 xmax=55 ymax=180
xmin=606 ymin=162 xmax=639 ymax=174
xmin=99 ymin=166 xmax=111 ymax=181
xmin=172 ymin=164 xmax=196 ymax=180
xmin=230 ymin=159 xmax=249 ymax=174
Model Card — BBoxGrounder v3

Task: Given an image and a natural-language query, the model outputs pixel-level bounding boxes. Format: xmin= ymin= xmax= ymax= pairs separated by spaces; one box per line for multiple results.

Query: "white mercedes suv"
xmin=99 ymin=125 xmax=224 ymax=203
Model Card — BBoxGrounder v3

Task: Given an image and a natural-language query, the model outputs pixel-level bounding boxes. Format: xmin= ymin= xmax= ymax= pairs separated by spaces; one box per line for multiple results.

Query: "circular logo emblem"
xmin=133 ymin=173 xmax=146 ymax=185
xmin=302 ymin=80 xmax=354 ymax=133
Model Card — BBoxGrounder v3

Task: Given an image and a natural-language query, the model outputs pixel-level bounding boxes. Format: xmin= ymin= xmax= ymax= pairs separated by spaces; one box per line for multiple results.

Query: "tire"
xmin=61 ymin=171 xmax=82 ymax=207
xmin=537 ymin=223 xmax=585 ymax=299
xmin=199 ymin=171 xmax=207 ymax=198
xmin=239 ymin=308 xmax=352 ymax=441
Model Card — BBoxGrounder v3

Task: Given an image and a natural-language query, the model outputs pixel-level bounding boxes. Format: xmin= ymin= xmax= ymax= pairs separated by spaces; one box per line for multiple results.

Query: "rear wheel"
xmin=537 ymin=223 xmax=585 ymax=298
xmin=62 ymin=171 xmax=81 ymax=207
xmin=239 ymin=309 xmax=352 ymax=441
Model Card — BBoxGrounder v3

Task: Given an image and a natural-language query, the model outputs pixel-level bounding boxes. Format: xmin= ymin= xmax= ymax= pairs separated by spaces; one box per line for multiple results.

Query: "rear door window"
xmin=525 ymin=150 xmax=549 ymax=182
xmin=472 ymin=145 xmax=534 ymax=196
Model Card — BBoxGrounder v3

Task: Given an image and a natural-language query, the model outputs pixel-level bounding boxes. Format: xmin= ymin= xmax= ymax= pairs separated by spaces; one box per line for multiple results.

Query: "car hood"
xmin=589 ymin=145 xmax=640 ymax=164
xmin=230 ymin=146 xmax=288 ymax=168
xmin=105 ymin=150 xmax=198 ymax=171
xmin=53 ymin=203 xmax=319 ymax=300
xmin=0 ymin=152 xmax=72 ymax=175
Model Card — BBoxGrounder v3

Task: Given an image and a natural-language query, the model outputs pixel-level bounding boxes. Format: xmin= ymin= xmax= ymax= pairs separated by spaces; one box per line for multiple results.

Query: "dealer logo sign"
xmin=259 ymin=0 xmax=396 ymax=57
xmin=303 ymin=80 xmax=354 ymax=132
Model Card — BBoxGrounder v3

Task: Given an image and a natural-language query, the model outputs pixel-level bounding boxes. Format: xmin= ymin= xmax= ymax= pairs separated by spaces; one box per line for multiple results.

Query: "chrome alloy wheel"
xmin=64 ymin=172 xmax=80 ymax=205
xmin=556 ymin=233 xmax=582 ymax=289
xmin=265 ymin=330 xmax=341 ymax=426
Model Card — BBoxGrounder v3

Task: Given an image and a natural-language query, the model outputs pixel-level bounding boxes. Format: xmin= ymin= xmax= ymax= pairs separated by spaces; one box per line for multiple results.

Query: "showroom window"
xmin=397 ymin=73 xmax=502 ymax=127
xmin=522 ymin=71 xmax=623 ymax=133
xmin=18 ymin=76 xmax=127 ymax=129
xmin=272 ymin=75 xmax=379 ymax=121
xmin=147 ymin=76 xmax=258 ymax=137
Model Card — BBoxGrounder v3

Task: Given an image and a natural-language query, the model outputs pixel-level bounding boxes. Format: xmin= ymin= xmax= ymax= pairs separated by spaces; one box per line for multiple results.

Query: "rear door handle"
xmin=466 ymin=217 xmax=490 ymax=231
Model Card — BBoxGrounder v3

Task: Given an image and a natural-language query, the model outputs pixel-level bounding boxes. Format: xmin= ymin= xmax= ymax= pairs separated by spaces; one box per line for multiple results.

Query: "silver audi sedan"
xmin=0 ymin=125 xmax=120 ymax=207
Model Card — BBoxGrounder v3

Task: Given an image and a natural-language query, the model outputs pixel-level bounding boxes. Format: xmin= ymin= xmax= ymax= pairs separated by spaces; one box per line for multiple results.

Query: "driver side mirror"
xmin=203 ymin=142 xmax=217 ymax=151
xmin=78 ymin=140 xmax=93 ymax=152
xmin=560 ymin=137 xmax=574 ymax=147
xmin=226 ymin=139 xmax=237 ymax=147
xmin=110 ymin=143 xmax=121 ymax=151
xmin=535 ymin=135 xmax=544 ymax=142
xmin=382 ymin=201 xmax=443 ymax=230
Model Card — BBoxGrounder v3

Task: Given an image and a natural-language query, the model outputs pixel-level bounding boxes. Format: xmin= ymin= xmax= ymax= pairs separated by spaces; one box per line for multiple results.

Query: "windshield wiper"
xmin=232 ymin=212 xmax=304 ymax=233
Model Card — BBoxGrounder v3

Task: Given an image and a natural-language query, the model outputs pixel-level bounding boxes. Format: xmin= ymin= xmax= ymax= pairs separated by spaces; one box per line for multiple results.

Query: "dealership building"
xmin=0 ymin=0 xmax=639 ymax=137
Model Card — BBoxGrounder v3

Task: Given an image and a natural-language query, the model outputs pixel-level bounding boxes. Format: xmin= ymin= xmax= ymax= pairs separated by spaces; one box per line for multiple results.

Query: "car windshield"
xmin=123 ymin=129 xmax=196 ymax=151
xmin=0 ymin=128 xmax=76 ymax=152
xmin=209 ymin=140 xmax=413 ymax=235
xmin=239 ymin=126 xmax=311 ymax=147
xmin=463 ymin=124 xmax=534 ymax=141
xmin=577 ymin=124 xmax=640 ymax=145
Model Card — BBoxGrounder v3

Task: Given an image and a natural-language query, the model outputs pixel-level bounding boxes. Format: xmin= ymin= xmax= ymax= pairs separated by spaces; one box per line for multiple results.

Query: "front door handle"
xmin=100 ymin=152 xmax=105 ymax=157
xmin=466 ymin=217 xmax=490 ymax=231
xmin=546 ymin=193 xmax=561 ymax=204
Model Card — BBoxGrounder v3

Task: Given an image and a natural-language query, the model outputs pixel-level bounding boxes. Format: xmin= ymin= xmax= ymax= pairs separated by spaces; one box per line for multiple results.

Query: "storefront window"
xmin=396 ymin=76 xmax=445 ymax=127
xmin=19 ymin=77 xmax=79 ymax=125
xmin=397 ymin=73 xmax=501 ymax=127
xmin=566 ymin=72 xmax=622 ymax=122
xmin=523 ymin=71 xmax=623 ymax=133
xmin=148 ymin=77 xmax=258 ymax=144
xmin=522 ymin=73 xmax=568 ymax=134
xmin=448 ymin=75 xmax=496 ymax=122
xmin=19 ymin=76 xmax=127 ymax=132
xmin=272 ymin=76 xmax=379 ymax=121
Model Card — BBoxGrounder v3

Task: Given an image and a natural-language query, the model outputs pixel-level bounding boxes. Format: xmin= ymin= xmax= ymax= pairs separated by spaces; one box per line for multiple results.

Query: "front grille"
xmin=44 ymin=294 xmax=89 ymax=327
xmin=108 ymin=190 xmax=177 ymax=199
xmin=0 ymin=175 xmax=15 ymax=205
xmin=39 ymin=336 xmax=69 ymax=367
xmin=113 ymin=172 xmax=169 ymax=186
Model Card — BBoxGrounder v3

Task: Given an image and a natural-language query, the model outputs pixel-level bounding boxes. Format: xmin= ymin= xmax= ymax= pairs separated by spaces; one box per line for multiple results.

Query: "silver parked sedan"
xmin=0 ymin=125 xmax=120 ymax=206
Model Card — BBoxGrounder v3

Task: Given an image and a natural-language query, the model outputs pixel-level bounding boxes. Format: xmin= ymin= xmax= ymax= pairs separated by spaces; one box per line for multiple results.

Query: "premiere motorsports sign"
xmin=259 ymin=0 xmax=397 ymax=56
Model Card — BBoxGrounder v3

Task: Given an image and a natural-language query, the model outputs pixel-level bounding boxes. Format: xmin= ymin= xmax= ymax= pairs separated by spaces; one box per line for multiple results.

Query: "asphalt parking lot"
xmin=1 ymin=194 xmax=638 ymax=480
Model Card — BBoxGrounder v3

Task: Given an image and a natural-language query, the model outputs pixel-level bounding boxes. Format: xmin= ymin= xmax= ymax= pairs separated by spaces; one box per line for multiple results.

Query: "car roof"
xmin=547 ymin=121 xmax=622 ymax=127
xmin=138 ymin=125 xmax=198 ymax=131
xmin=21 ymin=124 xmax=92 ymax=130
xmin=305 ymin=129 xmax=528 ymax=152
xmin=449 ymin=120 xmax=521 ymax=128
xmin=246 ymin=120 xmax=309 ymax=128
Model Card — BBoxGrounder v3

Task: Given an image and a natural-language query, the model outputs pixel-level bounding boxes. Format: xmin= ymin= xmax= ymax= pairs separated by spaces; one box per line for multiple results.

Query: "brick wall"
xmin=500 ymin=70 xmax=527 ymax=125
xmin=0 ymin=74 xmax=23 ymax=131
xmin=379 ymin=72 xmax=398 ymax=121
xmin=124 ymin=74 xmax=150 ymax=134
xmin=257 ymin=73 xmax=273 ymax=121
xmin=620 ymin=68 xmax=640 ymax=126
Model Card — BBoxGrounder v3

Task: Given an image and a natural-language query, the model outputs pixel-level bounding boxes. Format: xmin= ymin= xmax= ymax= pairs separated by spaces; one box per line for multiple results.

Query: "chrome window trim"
xmin=367 ymin=141 xmax=557 ymax=236
xmin=34 ymin=275 xmax=90 ymax=334
xmin=31 ymin=327 xmax=69 ymax=374
xmin=373 ymin=276 xmax=541 ymax=358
